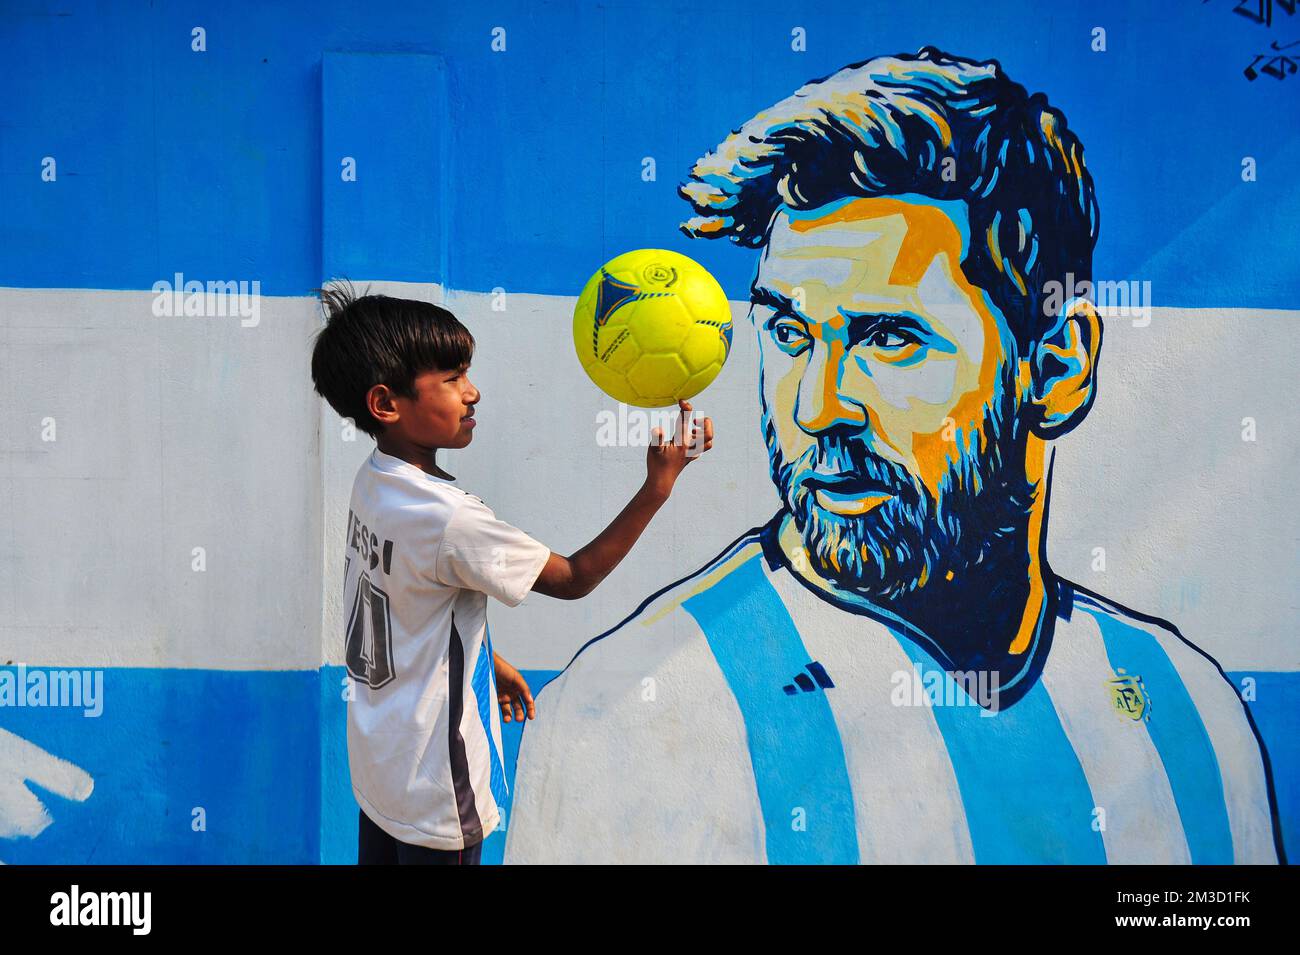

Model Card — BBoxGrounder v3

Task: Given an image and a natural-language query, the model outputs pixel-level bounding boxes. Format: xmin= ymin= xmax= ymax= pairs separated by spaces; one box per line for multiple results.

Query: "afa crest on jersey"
xmin=1107 ymin=669 xmax=1149 ymax=722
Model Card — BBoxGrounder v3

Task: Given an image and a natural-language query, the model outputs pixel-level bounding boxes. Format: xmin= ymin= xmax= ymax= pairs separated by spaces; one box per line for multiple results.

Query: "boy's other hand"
xmin=493 ymin=653 xmax=536 ymax=723
xmin=646 ymin=399 xmax=714 ymax=499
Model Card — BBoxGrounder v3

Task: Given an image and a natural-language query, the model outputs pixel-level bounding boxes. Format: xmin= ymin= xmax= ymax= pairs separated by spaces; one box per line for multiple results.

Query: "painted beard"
xmin=761 ymin=361 xmax=1037 ymax=601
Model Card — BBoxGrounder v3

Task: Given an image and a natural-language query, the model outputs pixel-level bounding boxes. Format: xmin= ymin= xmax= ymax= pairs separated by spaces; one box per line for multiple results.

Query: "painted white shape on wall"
xmin=0 ymin=728 xmax=94 ymax=850
xmin=0 ymin=288 xmax=323 ymax=669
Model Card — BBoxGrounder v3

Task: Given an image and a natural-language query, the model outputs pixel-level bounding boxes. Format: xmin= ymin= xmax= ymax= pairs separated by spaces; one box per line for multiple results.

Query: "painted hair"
xmin=678 ymin=46 xmax=1099 ymax=351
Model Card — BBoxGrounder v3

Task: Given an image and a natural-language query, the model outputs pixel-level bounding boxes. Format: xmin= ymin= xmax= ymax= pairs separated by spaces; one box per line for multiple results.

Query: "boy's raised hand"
xmin=530 ymin=399 xmax=714 ymax=602
xmin=646 ymin=399 xmax=714 ymax=498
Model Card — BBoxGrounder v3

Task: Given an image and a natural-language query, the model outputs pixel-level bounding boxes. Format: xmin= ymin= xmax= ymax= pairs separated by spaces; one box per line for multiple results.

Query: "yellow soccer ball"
xmin=572 ymin=249 xmax=732 ymax=407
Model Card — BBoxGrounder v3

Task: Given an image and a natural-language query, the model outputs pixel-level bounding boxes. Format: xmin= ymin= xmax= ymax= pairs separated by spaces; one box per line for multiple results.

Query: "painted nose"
xmin=796 ymin=339 xmax=868 ymax=435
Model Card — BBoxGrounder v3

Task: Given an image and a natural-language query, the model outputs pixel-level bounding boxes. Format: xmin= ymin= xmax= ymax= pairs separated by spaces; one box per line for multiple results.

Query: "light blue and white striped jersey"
xmin=506 ymin=517 xmax=1281 ymax=864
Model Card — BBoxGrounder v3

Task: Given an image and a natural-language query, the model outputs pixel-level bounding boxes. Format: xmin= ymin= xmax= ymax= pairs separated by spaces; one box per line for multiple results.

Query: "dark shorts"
xmin=357 ymin=808 xmax=484 ymax=866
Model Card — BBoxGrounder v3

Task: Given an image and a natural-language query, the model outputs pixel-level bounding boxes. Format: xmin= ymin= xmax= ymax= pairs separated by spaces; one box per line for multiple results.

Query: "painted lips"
xmin=803 ymin=473 xmax=892 ymax=516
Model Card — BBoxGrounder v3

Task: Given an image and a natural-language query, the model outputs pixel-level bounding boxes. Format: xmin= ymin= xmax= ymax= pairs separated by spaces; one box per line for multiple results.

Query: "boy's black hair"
xmin=310 ymin=280 xmax=475 ymax=438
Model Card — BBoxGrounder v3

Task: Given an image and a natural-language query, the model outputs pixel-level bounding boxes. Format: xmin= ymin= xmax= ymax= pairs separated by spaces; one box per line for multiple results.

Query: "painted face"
xmin=754 ymin=194 xmax=1033 ymax=598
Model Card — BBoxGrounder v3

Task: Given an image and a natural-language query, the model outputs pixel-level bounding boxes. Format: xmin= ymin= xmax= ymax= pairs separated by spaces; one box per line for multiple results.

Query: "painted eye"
xmin=770 ymin=319 xmax=810 ymax=354
xmin=866 ymin=328 xmax=916 ymax=349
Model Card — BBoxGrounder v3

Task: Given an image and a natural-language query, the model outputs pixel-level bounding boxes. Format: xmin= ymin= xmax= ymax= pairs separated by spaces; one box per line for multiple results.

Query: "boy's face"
xmin=373 ymin=362 xmax=479 ymax=450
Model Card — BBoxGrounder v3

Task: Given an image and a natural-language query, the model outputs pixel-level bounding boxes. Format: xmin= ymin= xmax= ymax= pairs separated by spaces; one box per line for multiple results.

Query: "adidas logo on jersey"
xmin=783 ymin=661 xmax=835 ymax=696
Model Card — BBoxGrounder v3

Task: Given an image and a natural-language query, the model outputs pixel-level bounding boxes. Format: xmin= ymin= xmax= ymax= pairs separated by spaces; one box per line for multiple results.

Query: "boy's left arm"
xmin=493 ymin=652 xmax=536 ymax=723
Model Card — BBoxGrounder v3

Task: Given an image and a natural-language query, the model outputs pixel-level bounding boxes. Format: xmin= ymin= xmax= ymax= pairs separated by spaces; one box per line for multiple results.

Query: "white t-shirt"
xmin=344 ymin=447 xmax=551 ymax=850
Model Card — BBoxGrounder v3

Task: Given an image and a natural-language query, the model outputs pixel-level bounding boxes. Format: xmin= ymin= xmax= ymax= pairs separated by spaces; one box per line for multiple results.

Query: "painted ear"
xmin=1028 ymin=297 xmax=1102 ymax=439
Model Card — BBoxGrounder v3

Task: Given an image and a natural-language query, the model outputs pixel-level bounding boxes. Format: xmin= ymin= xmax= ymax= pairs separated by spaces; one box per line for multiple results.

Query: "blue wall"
xmin=0 ymin=666 xmax=1294 ymax=863
xmin=3 ymin=0 xmax=1297 ymax=306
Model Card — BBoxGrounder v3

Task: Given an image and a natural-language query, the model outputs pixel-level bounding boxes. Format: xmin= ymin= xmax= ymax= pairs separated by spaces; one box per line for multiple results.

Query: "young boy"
xmin=310 ymin=283 xmax=714 ymax=865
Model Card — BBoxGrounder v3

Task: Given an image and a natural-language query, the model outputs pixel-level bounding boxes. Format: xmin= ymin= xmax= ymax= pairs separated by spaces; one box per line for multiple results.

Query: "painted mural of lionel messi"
xmin=506 ymin=48 xmax=1284 ymax=865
